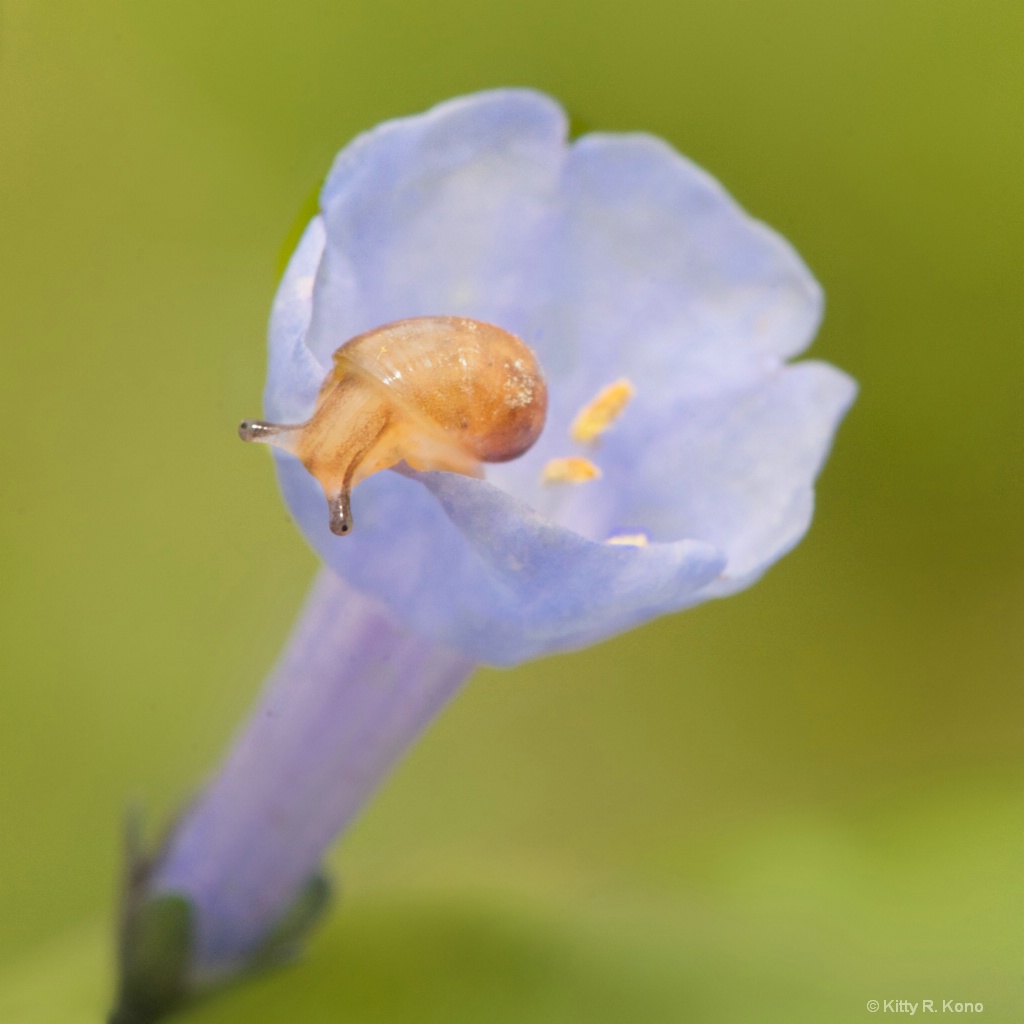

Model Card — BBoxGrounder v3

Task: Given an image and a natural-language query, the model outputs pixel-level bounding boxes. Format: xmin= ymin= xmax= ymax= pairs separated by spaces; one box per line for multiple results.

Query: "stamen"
xmin=606 ymin=532 xmax=649 ymax=547
xmin=570 ymin=378 xmax=635 ymax=444
xmin=541 ymin=456 xmax=602 ymax=484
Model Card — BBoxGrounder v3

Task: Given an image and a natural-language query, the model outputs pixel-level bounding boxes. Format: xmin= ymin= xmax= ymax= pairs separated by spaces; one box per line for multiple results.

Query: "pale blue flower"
xmin=112 ymin=89 xmax=854 ymax=1021
xmin=267 ymin=89 xmax=854 ymax=664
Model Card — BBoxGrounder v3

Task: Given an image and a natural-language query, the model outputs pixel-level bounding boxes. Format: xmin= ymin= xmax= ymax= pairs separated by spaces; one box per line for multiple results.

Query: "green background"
xmin=1 ymin=1 xmax=1021 ymax=1020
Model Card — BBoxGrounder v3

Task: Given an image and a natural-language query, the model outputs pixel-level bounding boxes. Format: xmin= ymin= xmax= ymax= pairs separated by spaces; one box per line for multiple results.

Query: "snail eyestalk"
xmin=239 ymin=316 xmax=548 ymax=536
xmin=238 ymin=420 xmax=297 ymax=445
xmin=327 ymin=490 xmax=353 ymax=536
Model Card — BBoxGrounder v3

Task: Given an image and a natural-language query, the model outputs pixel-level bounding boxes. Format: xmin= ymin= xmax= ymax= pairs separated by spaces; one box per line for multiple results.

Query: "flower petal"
xmin=419 ymin=471 xmax=725 ymax=662
xmin=273 ymin=451 xmax=723 ymax=665
xmin=303 ymin=89 xmax=568 ymax=368
xmin=600 ymin=360 xmax=858 ymax=587
xmin=530 ymin=132 xmax=824 ymax=389
xmin=484 ymin=132 xmax=828 ymax=521
xmin=265 ymin=215 xmax=327 ymax=423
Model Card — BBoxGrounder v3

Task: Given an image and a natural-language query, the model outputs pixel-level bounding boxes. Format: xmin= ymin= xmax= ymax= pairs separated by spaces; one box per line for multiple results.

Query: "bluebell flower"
xmin=112 ymin=89 xmax=854 ymax=1021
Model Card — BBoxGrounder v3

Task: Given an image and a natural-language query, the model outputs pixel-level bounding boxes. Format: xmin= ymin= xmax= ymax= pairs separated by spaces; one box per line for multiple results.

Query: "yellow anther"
xmin=570 ymin=378 xmax=635 ymax=443
xmin=541 ymin=456 xmax=602 ymax=484
xmin=605 ymin=532 xmax=649 ymax=547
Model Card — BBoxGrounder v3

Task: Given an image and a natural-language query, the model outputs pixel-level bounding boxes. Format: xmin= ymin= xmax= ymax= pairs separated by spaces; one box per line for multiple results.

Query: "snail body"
xmin=240 ymin=316 xmax=548 ymax=535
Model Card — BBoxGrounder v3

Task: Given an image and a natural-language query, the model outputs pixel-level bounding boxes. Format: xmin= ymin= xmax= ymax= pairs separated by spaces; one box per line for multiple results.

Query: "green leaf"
xmin=110 ymin=895 xmax=193 ymax=1024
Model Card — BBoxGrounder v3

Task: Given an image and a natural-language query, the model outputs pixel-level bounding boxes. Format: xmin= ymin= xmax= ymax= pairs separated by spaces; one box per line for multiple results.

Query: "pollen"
xmin=606 ymin=532 xmax=649 ymax=547
xmin=570 ymin=378 xmax=635 ymax=443
xmin=541 ymin=456 xmax=602 ymax=484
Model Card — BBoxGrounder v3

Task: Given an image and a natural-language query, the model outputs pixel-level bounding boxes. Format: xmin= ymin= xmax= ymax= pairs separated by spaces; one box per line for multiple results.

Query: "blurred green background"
xmin=1 ymin=1 xmax=1021 ymax=1021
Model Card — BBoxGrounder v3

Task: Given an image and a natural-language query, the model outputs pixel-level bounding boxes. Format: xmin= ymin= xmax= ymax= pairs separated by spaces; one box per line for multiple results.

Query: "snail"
xmin=240 ymin=316 xmax=548 ymax=536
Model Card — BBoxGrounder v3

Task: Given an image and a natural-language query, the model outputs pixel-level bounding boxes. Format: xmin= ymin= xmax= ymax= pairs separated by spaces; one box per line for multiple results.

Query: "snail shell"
xmin=240 ymin=316 xmax=548 ymax=535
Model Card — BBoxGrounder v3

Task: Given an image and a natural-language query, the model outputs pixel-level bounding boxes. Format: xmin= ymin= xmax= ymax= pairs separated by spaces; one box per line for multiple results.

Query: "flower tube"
xmin=111 ymin=89 xmax=855 ymax=1022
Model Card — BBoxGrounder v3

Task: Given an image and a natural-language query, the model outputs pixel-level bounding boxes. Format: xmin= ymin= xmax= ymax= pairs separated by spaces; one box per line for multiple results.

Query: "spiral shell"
xmin=239 ymin=316 xmax=548 ymax=535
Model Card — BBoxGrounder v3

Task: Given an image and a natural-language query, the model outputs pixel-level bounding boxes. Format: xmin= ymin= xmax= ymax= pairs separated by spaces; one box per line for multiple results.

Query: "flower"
xmin=268 ymin=88 xmax=855 ymax=665
xmin=111 ymin=89 xmax=854 ymax=1021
